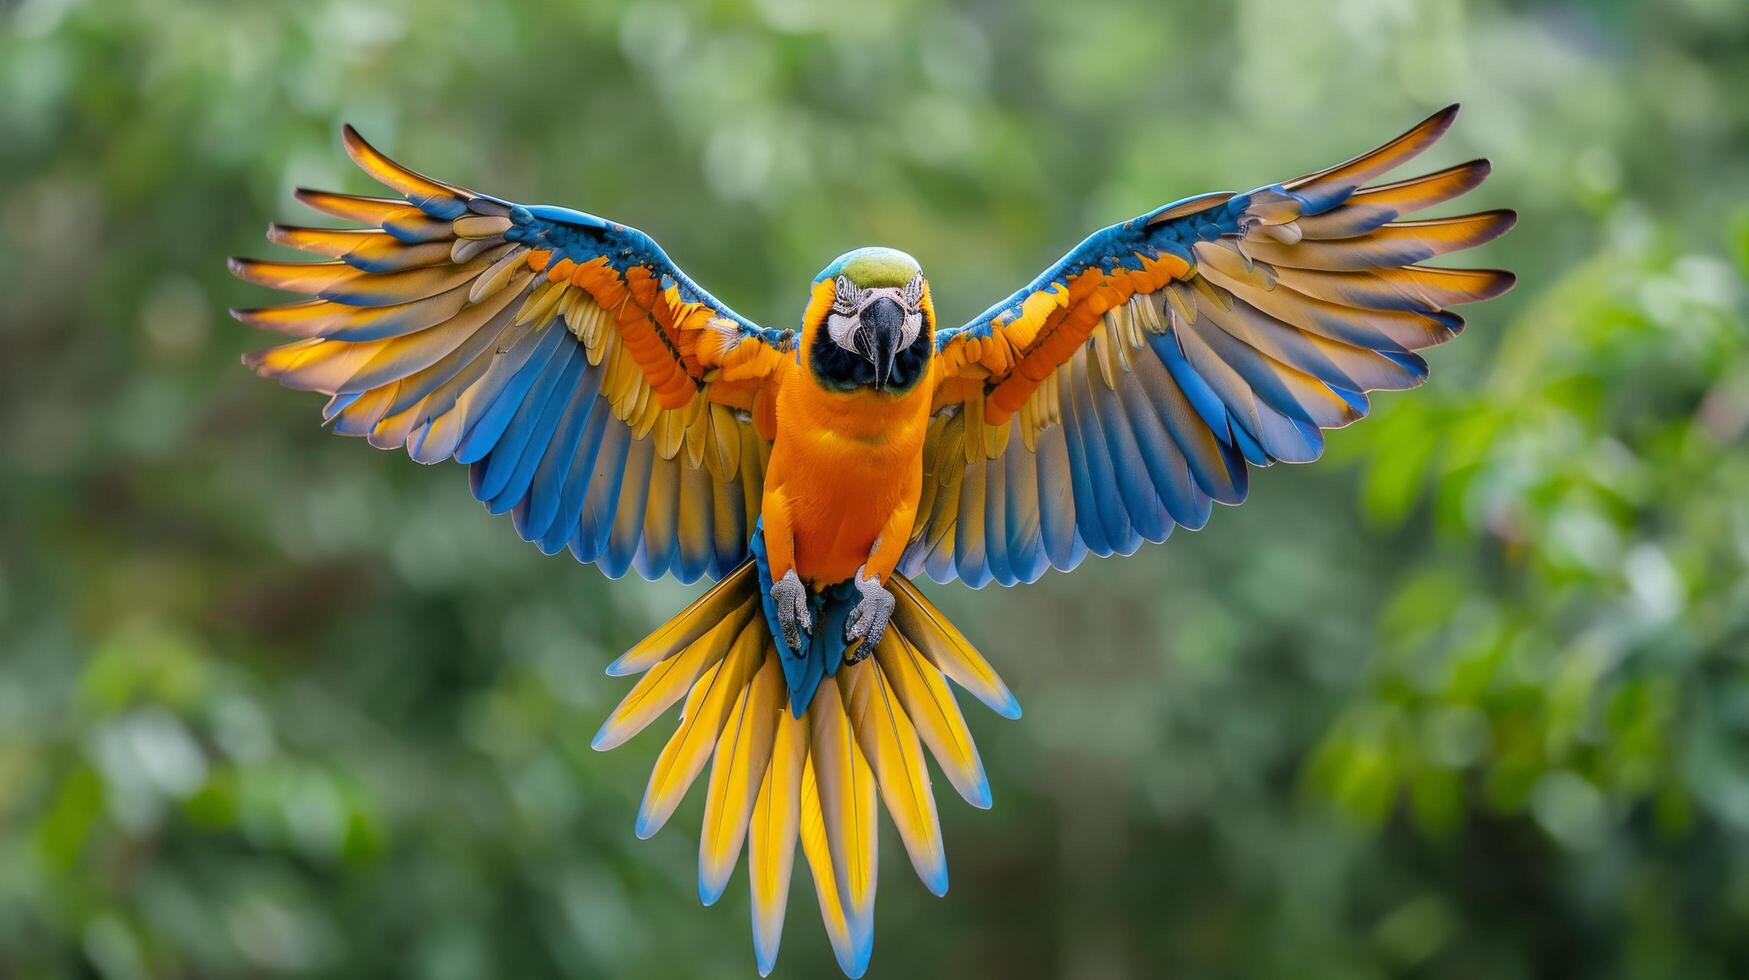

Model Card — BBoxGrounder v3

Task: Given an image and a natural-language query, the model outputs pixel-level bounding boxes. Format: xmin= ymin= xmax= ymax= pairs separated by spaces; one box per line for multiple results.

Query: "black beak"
xmin=858 ymin=296 xmax=904 ymax=389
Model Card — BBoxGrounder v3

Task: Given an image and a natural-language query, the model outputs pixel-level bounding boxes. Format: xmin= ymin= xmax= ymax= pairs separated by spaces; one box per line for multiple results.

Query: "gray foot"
xmin=843 ymin=565 xmax=895 ymax=662
xmin=771 ymin=569 xmax=811 ymax=653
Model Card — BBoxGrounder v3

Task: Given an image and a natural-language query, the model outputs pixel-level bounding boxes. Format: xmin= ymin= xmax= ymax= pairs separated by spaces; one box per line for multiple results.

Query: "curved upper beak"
xmin=858 ymin=296 xmax=905 ymax=389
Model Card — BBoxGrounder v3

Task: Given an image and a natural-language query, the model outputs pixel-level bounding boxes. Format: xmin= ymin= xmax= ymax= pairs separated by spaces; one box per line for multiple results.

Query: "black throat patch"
xmin=809 ymin=320 xmax=932 ymax=394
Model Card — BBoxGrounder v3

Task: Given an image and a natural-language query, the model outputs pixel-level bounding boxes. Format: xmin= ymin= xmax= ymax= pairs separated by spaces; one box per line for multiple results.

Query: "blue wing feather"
xmin=912 ymin=106 xmax=1511 ymax=586
xmin=540 ymin=401 xmax=613 ymax=556
xmin=490 ymin=346 xmax=586 ymax=516
xmin=602 ymin=434 xmax=654 ymax=579
xmin=237 ymin=129 xmax=792 ymax=586
xmin=1034 ymin=424 xmax=1084 ymax=573
xmin=953 ymin=459 xmax=992 ymax=588
xmin=1091 ymin=376 xmax=1173 ymax=543
xmin=478 ymin=341 xmax=580 ymax=509
xmin=577 ymin=419 xmax=632 ymax=564
xmin=634 ymin=454 xmax=681 ymax=581
xmin=1002 ymin=448 xmax=1044 ymax=585
xmin=1056 ymin=373 xmax=1113 ymax=558
xmin=455 ymin=326 xmax=567 ymax=464
xmin=517 ymin=363 xmax=603 ymax=543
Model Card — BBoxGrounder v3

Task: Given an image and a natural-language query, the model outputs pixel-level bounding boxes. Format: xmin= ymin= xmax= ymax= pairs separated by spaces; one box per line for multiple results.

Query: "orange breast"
xmin=765 ymin=368 xmax=934 ymax=586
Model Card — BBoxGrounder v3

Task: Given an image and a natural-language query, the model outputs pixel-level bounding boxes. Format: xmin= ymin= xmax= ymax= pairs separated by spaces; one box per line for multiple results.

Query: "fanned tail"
xmin=593 ymin=559 xmax=1018 ymax=977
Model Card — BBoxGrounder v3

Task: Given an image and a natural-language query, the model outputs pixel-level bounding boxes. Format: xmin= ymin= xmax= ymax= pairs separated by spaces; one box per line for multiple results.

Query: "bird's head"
xmin=802 ymin=247 xmax=934 ymax=394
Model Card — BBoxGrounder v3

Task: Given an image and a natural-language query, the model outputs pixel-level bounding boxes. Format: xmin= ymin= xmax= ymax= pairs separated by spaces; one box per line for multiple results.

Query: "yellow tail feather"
xmin=607 ymin=564 xmax=759 ymax=675
xmin=807 ymin=674 xmax=879 ymax=952
xmin=748 ymin=706 xmax=806 ymax=976
xmin=891 ymin=576 xmax=1021 ymax=719
xmin=591 ymin=595 xmax=754 ymax=751
xmin=636 ymin=619 xmax=765 ymax=838
xmin=594 ymin=561 xmax=1018 ymax=978
xmin=800 ymin=755 xmax=863 ymax=976
xmin=880 ymin=631 xmax=992 ymax=809
xmin=698 ymin=655 xmax=784 ymax=905
xmin=841 ymin=656 xmax=947 ymax=895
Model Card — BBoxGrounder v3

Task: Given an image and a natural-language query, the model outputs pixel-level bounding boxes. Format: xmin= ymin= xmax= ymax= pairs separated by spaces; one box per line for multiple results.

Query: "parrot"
xmin=231 ymin=104 xmax=1514 ymax=977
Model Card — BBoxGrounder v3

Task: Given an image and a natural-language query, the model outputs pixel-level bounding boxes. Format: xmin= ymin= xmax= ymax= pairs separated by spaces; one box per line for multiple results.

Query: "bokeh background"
xmin=4 ymin=0 xmax=1749 ymax=977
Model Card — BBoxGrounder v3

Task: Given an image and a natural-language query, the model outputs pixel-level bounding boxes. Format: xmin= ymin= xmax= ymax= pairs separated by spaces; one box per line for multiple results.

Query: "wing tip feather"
xmin=339 ymin=123 xmax=467 ymax=206
xmin=1417 ymin=103 xmax=1462 ymax=147
xmin=1492 ymin=267 xmax=1519 ymax=297
xmin=1438 ymin=265 xmax=1518 ymax=302
xmin=1287 ymin=103 xmax=1466 ymax=203
xmin=338 ymin=122 xmax=372 ymax=165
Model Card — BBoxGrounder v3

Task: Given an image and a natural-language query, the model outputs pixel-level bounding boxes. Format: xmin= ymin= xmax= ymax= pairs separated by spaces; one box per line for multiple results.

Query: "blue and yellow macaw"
xmin=233 ymin=105 xmax=1513 ymax=976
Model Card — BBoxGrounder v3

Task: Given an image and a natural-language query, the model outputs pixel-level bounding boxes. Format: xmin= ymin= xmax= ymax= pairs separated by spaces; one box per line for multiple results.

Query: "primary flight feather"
xmin=233 ymin=104 xmax=1514 ymax=976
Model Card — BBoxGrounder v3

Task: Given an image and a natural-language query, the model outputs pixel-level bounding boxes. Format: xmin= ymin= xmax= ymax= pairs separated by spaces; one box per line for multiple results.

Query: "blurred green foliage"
xmin=3 ymin=0 xmax=1748 ymax=977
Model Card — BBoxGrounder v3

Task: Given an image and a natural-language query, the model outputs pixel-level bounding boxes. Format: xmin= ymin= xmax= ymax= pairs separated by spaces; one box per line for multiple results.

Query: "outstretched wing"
xmin=233 ymin=128 xmax=795 ymax=583
xmin=910 ymin=105 xmax=1515 ymax=587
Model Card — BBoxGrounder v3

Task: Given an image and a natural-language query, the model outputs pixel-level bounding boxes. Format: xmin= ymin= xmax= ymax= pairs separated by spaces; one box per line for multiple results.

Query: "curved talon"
xmin=843 ymin=565 xmax=895 ymax=661
xmin=771 ymin=569 xmax=811 ymax=654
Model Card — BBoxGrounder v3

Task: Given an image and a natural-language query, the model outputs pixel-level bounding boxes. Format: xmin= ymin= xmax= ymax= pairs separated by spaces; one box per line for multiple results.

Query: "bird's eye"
xmin=901 ymin=272 xmax=925 ymax=313
xmin=832 ymin=276 xmax=860 ymax=315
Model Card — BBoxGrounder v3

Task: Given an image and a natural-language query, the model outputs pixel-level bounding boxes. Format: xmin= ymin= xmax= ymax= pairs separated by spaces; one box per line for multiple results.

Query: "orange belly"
xmin=765 ymin=369 xmax=933 ymax=586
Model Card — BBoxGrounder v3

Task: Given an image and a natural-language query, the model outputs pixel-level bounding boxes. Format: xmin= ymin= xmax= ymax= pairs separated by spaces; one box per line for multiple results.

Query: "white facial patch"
xmin=826 ymin=272 xmax=926 ymax=357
